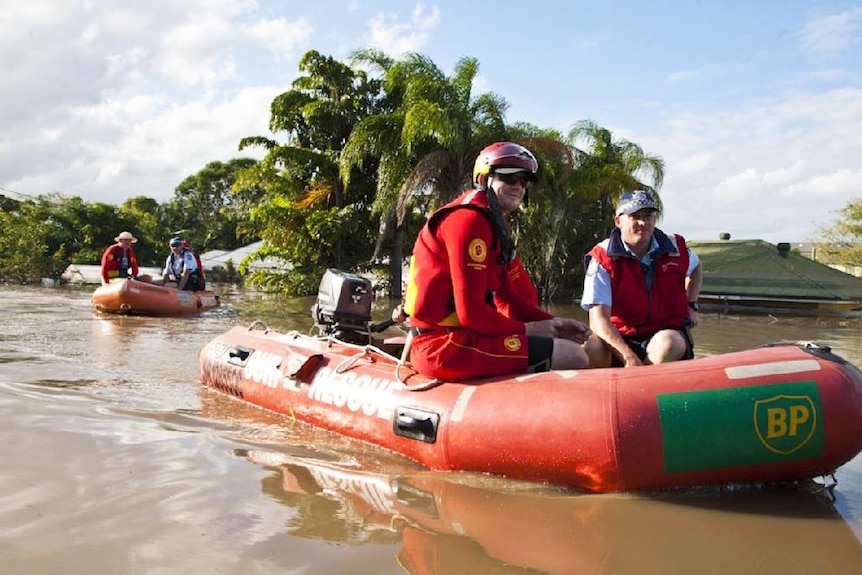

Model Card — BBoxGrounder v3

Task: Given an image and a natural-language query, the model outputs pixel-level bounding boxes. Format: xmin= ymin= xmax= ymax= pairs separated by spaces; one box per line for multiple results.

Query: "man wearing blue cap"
xmin=581 ymin=190 xmax=702 ymax=367
xmin=161 ymin=237 xmax=204 ymax=291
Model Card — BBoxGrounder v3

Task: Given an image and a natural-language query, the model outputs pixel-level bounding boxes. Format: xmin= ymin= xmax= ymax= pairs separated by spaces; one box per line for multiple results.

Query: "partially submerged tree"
xmin=499 ymin=121 xmax=666 ymax=301
xmin=0 ymin=194 xmax=141 ymax=282
xmin=164 ymin=159 xmax=261 ymax=253
xmin=814 ymin=198 xmax=862 ymax=267
xmin=341 ymin=49 xmax=509 ymax=298
xmin=235 ymin=50 xmax=381 ymax=294
xmin=567 ymin=120 xmax=665 ymax=237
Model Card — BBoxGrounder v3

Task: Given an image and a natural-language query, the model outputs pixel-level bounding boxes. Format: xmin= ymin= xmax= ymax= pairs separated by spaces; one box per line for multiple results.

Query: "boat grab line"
xmin=334 ymin=348 xmax=375 ymax=374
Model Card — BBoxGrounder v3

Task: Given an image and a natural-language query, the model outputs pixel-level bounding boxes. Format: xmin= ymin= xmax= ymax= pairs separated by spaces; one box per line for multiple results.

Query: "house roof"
xmin=689 ymin=239 xmax=862 ymax=302
xmin=61 ymin=264 xmax=163 ymax=284
xmin=198 ymin=241 xmax=289 ymax=272
xmin=62 ymin=241 xmax=288 ymax=284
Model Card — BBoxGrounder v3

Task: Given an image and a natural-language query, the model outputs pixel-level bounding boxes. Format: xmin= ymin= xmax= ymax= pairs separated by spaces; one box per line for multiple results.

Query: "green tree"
xmin=117 ymin=196 xmax=163 ymax=265
xmin=814 ymin=198 xmax=862 ymax=267
xmin=492 ymin=121 xmax=666 ymax=301
xmin=235 ymin=50 xmax=380 ymax=294
xmin=0 ymin=194 xmax=137 ymax=282
xmin=163 ymin=159 xmax=261 ymax=253
xmin=517 ymin=119 xmax=664 ymax=300
xmin=341 ymin=50 xmax=509 ymax=297
xmin=502 ymin=125 xmax=583 ymax=301
xmin=567 ymin=119 xmax=665 ymax=237
xmin=0 ymin=197 xmax=48 ymax=282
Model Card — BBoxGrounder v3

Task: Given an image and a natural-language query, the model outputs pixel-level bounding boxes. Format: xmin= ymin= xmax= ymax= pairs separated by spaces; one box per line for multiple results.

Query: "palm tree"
xmin=341 ymin=49 xmax=510 ymax=298
xmin=234 ymin=50 xmax=381 ymax=293
xmin=501 ymin=121 xmax=665 ymax=301
xmin=567 ymin=119 xmax=665 ymax=236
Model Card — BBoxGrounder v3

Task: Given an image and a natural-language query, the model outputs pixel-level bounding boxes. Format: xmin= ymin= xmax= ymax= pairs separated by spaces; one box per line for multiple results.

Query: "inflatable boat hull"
xmin=93 ymin=279 xmax=219 ymax=315
xmin=199 ymin=326 xmax=862 ymax=493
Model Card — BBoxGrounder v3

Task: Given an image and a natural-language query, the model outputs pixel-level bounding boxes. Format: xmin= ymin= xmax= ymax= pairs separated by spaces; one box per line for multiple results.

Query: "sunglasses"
xmin=494 ymin=172 xmax=531 ymax=187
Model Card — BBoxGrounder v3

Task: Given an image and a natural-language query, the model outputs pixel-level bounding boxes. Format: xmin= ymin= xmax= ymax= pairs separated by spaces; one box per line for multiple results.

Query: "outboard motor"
xmin=312 ymin=269 xmax=373 ymax=344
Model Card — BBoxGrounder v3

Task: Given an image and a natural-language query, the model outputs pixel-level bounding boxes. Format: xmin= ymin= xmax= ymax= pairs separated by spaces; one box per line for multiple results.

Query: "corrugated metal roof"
xmin=199 ymin=241 xmax=289 ymax=272
xmin=62 ymin=264 xmax=163 ymax=284
xmin=689 ymin=239 xmax=862 ymax=302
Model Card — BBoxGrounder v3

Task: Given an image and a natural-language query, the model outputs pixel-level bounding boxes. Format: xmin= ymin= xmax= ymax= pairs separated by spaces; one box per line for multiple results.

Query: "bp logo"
xmin=753 ymin=394 xmax=817 ymax=455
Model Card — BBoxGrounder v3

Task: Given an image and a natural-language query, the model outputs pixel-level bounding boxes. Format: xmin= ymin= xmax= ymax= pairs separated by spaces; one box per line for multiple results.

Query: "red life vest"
xmin=192 ymin=251 xmax=205 ymax=279
xmin=587 ymin=228 xmax=690 ymax=337
xmin=404 ymin=190 xmax=551 ymax=333
xmin=100 ymin=244 xmax=139 ymax=283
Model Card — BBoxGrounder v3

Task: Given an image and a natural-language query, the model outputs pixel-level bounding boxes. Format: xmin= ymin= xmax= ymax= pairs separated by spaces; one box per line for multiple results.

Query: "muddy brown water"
xmin=3 ymin=284 xmax=862 ymax=574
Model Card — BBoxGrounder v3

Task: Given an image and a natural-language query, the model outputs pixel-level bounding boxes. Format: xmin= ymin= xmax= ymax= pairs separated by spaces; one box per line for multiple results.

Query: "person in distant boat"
xmin=581 ymin=190 xmax=702 ymax=367
xmin=161 ymin=237 xmax=205 ymax=291
xmin=403 ymin=141 xmax=592 ymax=381
xmin=100 ymin=231 xmax=151 ymax=285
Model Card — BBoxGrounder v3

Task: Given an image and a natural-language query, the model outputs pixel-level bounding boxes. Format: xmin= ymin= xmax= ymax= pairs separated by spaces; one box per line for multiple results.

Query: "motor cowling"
xmin=312 ymin=269 xmax=373 ymax=344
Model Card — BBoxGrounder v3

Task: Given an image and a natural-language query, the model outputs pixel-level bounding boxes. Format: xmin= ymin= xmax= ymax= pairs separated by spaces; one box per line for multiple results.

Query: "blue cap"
xmin=616 ymin=190 xmax=657 ymax=216
xmin=169 ymin=237 xmax=183 ymax=247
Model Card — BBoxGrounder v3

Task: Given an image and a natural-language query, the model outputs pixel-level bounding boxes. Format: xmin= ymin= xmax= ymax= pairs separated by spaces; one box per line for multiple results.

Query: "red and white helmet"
xmin=473 ymin=142 xmax=539 ymax=185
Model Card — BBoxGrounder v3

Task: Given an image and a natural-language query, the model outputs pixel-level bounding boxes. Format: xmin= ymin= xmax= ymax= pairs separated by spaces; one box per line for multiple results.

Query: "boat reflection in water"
xmin=242 ymin=449 xmax=862 ymax=575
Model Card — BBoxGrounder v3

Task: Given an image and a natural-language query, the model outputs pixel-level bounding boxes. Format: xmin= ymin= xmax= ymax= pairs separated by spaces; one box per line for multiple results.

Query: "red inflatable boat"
xmin=198 ymin=271 xmax=862 ymax=493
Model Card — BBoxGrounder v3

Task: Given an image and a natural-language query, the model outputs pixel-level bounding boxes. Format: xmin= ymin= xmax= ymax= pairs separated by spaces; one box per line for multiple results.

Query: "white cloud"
xmin=674 ymin=152 xmax=712 ymax=174
xmin=3 ymin=0 xmax=860 ymax=251
xmin=786 ymin=168 xmax=861 ymax=198
xmin=472 ymin=74 xmax=490 ymax=96
xmin=245 ymin=17 xmax=313 ymax=61
xmin=0 ymin=1 xmax=290 ymax=203
xmin=797 ymin=7 xmax=862 ymax=59
xmin=159 ymin=17 xmax=237 ymax=87
xmin=645 ymin=88 xmax=862 ymax=243
xmin=796 ymin=67 xmax=852 ymax=83
xmin=365 ymin=3 xmax=440 ymax=56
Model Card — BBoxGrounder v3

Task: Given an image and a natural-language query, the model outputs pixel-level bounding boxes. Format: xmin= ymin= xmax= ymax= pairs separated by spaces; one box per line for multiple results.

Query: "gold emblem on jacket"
xmin=504 ymin=336 xmax=521 ymax=351
xmin=468 ymin=238 xmax=487 ymax=263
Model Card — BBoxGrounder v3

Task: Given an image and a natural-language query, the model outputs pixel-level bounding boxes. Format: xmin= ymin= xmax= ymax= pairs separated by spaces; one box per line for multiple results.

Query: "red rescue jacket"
xmin=404 ymin=190 xmax=552 ymax=334
xmin=494 ymin=254 xmax=539 ymax=317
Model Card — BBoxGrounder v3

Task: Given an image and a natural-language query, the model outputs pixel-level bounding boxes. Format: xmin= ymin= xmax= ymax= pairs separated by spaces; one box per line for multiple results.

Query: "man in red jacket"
xmin=100 ymin=231 xmax=142 ymax=285
xmin=403 ymin=142 xmax=591 ymax=381
xmin=581 ymin=190 xmax=702 ymax=367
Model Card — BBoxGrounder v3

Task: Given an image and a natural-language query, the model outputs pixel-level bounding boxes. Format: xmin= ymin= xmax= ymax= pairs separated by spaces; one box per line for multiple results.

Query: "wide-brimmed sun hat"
xmin=115 ymin=231 xmax=138 ymax=243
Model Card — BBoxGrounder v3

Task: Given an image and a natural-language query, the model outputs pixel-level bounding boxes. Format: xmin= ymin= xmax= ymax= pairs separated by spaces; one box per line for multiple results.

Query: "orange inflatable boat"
xmin=198 ymin=270 xmax=862 ymax=493
xmin=92 ymin=279 xmax=219 ymax=315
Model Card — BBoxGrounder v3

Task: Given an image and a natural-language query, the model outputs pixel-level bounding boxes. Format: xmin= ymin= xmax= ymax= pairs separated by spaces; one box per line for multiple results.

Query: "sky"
xmin=2 ymin=1 xmax=861 ymax=244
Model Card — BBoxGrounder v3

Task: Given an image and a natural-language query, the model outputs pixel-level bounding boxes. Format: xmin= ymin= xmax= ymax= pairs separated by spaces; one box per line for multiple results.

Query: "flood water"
xmin=3 ymin=284 xmax=862 ymax=574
